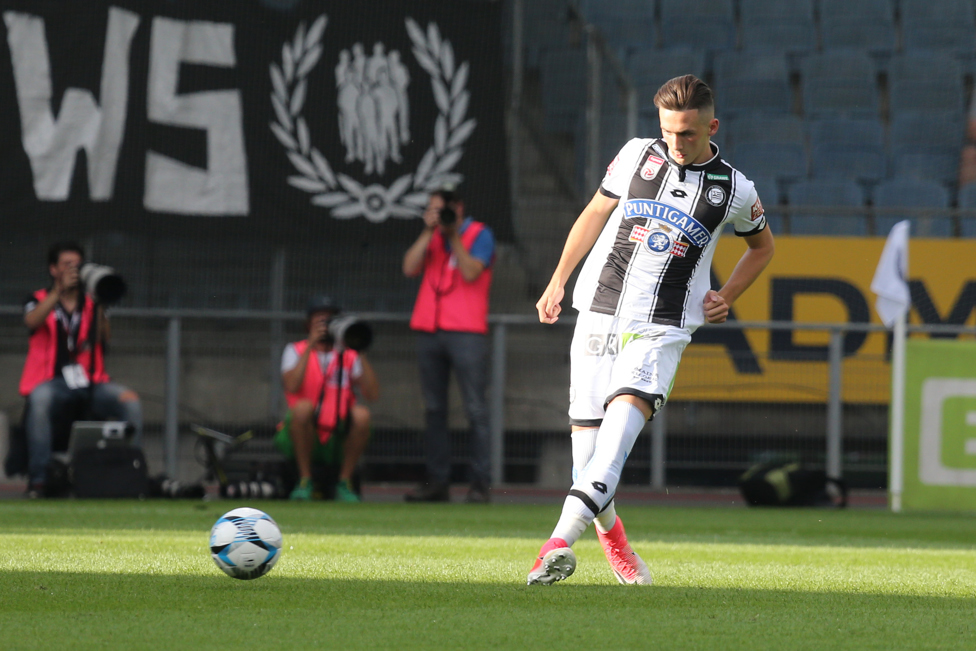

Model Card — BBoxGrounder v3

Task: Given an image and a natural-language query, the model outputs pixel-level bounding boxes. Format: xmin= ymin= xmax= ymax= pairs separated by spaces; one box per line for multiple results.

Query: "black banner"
xmin=0 ymin=0 xmax=511 ymax=308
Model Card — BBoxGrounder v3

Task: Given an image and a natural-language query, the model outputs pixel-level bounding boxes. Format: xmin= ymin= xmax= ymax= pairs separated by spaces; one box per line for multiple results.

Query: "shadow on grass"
xmin=1 ymin=571 xmax=973 ymax=651
xmin=4 ymin=500 xmax=976 ymax=551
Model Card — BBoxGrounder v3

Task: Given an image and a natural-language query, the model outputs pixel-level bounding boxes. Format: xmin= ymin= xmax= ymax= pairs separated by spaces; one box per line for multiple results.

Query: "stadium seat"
xmin=873 ymin=177 xmax=952 ymax=237
xmin=660 ymin=0 xmax=733 ymax=20
xmin=900 ymin=0 xmax=976 ymax=64
xmin=659 ymin=0 xmax=735 ymax=60
xmin=713 ymin=53 xmax=792 ymax=117
xmin=628 ymin=48 xmax=706 ymax=117
xmin=956 ymin=183 xmax=976 ymax=236
xmin=659 ymin=16 xmax=736 ymax=59
xmin=787 ymin=179 xmax=868 ymax=235
xmin=540 ymin=48 xmax=587 ymax=134
xmin=580 ymin=0 xmax=656 ymax=20
xmin=723 ymin=115 xmax=805 ymax=162
xmin=808 ymin=118 xmax=886 ymax=185
xmin=888 ymin=112 xmax=965 ymax=186
xmin=739 ymin=0 xmax=816 ymax=60
xmin=819 ymin=0 xmax=896 ymax=58
xmin=523 ymin=0 xmax=572 ymax=69
xmin=730 ymin=141 xmax=808 ymax=184
xmin=800 ymin=52 xmax=880 ymax=119
xmin=887 ymin=53 xmax=966 ymax=116
xmin=588 ymin=15 xmax=657 ymax=58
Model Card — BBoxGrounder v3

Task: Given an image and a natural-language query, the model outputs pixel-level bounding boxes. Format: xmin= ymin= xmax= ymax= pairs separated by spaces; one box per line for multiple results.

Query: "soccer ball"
xmin=209 ymin=507 xmax=283 ymax=580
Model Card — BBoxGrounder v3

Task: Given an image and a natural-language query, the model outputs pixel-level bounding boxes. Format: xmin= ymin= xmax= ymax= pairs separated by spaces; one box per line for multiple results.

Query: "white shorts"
xmin=568 ymin=310 xmax=691 ymax=426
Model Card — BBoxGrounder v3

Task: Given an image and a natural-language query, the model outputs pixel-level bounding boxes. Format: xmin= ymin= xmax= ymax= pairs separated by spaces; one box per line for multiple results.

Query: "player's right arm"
xmin=536 ymin=190 xmax=618 ymax=323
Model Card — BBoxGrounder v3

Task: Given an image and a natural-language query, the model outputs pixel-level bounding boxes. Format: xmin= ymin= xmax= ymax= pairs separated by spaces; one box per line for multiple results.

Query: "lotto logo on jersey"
xmin=640 ymin=155 xmax=665 ymax=180
xmin=751 ymin=197 xmax=764 ymax=221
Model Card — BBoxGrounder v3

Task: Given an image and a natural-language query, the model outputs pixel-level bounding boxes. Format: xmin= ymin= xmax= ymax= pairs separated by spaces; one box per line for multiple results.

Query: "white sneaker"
xmin=526 ymin=544 xmax=577 ymax=585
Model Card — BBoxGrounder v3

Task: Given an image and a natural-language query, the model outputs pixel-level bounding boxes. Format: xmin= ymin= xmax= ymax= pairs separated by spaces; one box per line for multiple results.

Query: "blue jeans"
xmin=27 ymin=378 xmax=143 ymax=484
xmin=417 ymin=331 xmax=491 ymax=487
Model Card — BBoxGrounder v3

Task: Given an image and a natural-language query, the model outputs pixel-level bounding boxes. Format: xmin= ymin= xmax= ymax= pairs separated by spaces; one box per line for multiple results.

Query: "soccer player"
xmin=527 ymin=75 xmax=775 ymax=585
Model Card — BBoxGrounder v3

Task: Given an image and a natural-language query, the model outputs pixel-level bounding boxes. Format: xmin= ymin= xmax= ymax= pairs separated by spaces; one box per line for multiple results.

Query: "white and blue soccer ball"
xmin=209 ymin=507 xmax=282 ymax=580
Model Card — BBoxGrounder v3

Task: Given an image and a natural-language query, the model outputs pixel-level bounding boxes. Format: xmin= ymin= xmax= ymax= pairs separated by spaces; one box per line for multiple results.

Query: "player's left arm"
xmin=704 ymin=227 xmax=775 ymax=324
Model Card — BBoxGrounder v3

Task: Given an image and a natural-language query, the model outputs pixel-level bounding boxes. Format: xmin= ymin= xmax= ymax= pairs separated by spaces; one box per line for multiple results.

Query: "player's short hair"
xmin=47 ymin=241 xmax=84 ymax=266
xmin=653 ymin=75 xmax=715 ymax=113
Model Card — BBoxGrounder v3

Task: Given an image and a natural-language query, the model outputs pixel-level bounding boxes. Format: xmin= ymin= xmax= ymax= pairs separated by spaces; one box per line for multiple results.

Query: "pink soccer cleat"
xmin=596 ymin=517 xmax=653 ymax=585
xmin=526 ymin=538 xmax=576 ymax=585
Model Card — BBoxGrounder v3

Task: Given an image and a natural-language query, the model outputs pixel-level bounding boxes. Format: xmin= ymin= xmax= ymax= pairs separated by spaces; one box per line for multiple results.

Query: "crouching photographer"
xmin=275 ymin=295 xmax=379 ymax=502
xmin=17 ymin=242 xmax=142 ymax=498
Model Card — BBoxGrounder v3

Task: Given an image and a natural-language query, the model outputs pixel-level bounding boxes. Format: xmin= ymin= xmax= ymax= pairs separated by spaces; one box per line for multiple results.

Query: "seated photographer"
xmin=275 ymin=296 xmax=379 ymax=502
xmin=20 ymin=242 xmax=143 ymax=498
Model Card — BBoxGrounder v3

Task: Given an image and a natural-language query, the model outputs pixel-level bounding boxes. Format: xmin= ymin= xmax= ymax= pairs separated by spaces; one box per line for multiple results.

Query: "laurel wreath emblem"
xmin=269 ymin=15 xmax=477 ymax=222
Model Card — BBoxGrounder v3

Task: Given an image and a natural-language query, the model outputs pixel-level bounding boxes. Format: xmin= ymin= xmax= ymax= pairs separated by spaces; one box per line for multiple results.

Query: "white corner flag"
xmin=871 ymin=219 xmax=910 ymax=513
xmin=871 ymin=220 xmax=911 ymax=328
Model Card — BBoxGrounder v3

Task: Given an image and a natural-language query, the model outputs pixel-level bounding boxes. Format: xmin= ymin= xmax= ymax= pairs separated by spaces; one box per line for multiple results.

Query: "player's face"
xmin=659 ymin=108 xmax=718 ymax=166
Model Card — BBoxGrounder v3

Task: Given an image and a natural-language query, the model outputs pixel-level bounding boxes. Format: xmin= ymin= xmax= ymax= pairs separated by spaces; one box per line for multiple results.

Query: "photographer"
xmin=402 ymin=187 xmax=495 ymax=503
xmin=276 ymin=296 xmax=379 ymax=502
xmin=19 ymin=242 xmax=142 ymax=498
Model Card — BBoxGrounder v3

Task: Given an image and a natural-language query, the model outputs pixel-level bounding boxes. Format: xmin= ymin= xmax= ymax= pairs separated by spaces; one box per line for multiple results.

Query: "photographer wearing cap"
xmin=275 ymin=296 xmax=379 ymax=502
xmin=18 ymin=242 xmax=142 ymax=498
xmin=402 ymin=188 xmax=495 ymax=503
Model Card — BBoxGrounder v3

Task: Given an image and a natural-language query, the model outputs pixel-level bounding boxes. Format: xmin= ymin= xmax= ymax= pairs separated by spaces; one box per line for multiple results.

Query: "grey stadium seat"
xmin=739 ymin=0 xmax=816 ymax=58
xmin=730 ymin=141 xmax=808 ymax=184
xmin=819 ymin=0 xmax=896 ymax=58
xmin=540 ymin=48 xmax=587 ymax=134
xmin=900 ymin=0 xmax=976 ymax=62
xmin=888 ymin=112 xmax=966 ymax=186
xmin=628 ymin=48 xmax=706 ymax=118
xmin=787 ymin=179 xmax=868 ymax=235
xmin=801 ymin=52 xmax=880 ymax=119
xmin=888 ymin=53 xmax=966 ymax=116
xmin=713 ymin=53 xmax=792 ymax=117
xmin=723 ymin=115 xmax=805 ymax=161
xmin=809 ymin=118 xmax=886 ymax=184
xmin=660 ymin=0 xmax=733 ymax=21
xmin=956 ymin=183 xmax=976 ymax=236
xmin=873 ymin=176 xmax=952 ymax=237
xmin=659 ymin=0 xmax=735 ymax=57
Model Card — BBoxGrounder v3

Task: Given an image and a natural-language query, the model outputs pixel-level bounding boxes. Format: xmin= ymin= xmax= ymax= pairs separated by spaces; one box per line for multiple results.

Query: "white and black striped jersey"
xmin=572 ymin=137 xmax=767 ymax=330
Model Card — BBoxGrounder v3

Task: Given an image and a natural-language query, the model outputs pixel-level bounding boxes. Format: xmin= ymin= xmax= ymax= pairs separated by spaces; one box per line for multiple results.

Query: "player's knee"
xmin=351 ymin=404 xmax=372 ymax=431
xmin=292 ymin=400 xmax=316 ymax=424
xmin=118 ymin=389 xmax=139 ymax=403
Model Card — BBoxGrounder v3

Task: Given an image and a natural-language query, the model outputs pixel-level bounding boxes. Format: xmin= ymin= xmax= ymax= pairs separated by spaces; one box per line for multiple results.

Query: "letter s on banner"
xmin=144 ymin=17 xmax=249 ymax=215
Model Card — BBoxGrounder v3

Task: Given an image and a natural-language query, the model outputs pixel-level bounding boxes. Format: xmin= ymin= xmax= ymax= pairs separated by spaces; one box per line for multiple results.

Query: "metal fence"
xmin=4 ymin=305 xmax=972 ymax=488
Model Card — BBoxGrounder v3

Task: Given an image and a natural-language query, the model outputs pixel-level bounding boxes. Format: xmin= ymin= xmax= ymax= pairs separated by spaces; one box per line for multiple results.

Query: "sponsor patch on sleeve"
xmin=750 ymin=197 xmax=764 ymax=221
xmin=605 ymin=155 xmax=619 ymax=178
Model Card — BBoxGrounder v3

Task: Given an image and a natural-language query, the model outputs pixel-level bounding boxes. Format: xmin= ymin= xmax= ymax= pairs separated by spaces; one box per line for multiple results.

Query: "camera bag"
xmin=72 ymin=446 xmax=149 ymax=498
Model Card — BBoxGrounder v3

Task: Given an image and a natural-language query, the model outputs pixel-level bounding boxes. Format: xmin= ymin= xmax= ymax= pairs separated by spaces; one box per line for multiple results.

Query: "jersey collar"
xmin=654 ymin=140 xmax=722 ymax=181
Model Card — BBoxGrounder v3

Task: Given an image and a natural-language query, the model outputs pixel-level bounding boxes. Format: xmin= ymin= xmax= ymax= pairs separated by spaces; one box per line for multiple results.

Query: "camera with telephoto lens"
xmin=328 ymin=314 xmax=373 ymax=352
xmin=438 ymin=206 xmax=458 ymax=227
xmin=79 ymin=262 xmax=126 ymax=305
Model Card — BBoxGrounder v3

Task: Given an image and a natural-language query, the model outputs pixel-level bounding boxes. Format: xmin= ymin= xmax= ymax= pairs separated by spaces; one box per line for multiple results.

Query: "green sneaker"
xmin=334 ymin=479 xmax=360 ymax=503
xmin=290 ymin=478 xmax=313 ymax=501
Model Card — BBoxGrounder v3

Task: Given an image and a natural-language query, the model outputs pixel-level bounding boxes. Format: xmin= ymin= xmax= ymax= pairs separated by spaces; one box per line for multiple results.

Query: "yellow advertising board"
xmin=670 ymin=236 xmax=976 ymax=404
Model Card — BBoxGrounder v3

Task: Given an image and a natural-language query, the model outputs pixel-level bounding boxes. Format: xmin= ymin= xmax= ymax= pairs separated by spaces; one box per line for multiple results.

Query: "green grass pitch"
xmin=2 ymin=500 xmax=975 ymax=650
